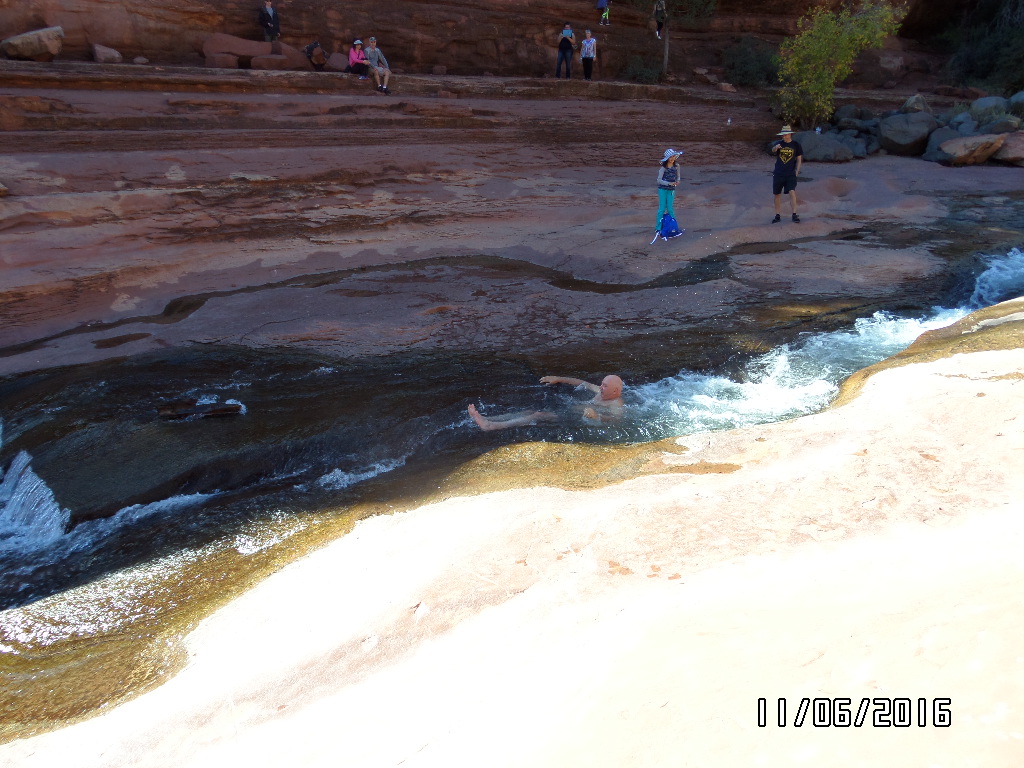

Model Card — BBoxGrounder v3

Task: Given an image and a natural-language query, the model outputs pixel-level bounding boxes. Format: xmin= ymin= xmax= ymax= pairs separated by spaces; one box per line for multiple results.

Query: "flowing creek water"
xmin=0 ymin=241 xmax=1022 ymax=742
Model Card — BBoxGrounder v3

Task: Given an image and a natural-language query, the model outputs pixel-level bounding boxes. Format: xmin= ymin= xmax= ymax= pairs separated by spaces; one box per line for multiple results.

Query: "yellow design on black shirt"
xmin=778 ymin=147 xmax=795 ymax=165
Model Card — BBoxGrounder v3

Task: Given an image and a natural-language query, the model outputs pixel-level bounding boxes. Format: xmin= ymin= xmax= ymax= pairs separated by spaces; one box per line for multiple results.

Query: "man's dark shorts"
xmin=773 ymin=175 xmax=798 ymax=195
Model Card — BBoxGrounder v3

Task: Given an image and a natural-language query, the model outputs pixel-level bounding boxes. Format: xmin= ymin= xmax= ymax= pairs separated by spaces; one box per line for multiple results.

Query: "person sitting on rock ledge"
xmin=365 ymin=36 xmax=392 ymax=94
xmin=346 ymin=39 xmax=370 ymax=79
xmin=468 ymin=375 xmax=625 ymax=431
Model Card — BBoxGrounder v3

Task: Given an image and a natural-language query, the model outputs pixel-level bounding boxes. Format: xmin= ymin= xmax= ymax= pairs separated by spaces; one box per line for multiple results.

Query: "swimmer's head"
xmin=599 ymin=375 xmax=623 ymax=399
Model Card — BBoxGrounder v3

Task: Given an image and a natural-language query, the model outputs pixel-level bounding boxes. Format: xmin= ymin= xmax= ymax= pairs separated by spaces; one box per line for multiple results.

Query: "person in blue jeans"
xmin=556 ymin=23 xmax=575 ymax=79
xmin=655 ymin=148 xmax=683 ymax=232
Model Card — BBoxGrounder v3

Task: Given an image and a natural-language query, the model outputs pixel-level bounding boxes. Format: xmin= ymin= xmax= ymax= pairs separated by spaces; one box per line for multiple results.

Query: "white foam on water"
xmin=969 ymin=246 xmax=1024 ymax=309
xmin=633 ymin=306 xmax=973 ymax=440
xmin=0 ymin=451 xmax=71 ymax=555
xmin=313 ymin=457 xmax=408 ymax=492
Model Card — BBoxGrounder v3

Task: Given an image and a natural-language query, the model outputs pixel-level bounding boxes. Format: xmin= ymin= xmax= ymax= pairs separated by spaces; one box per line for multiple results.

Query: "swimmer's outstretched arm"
xmin=540 ymin=375 xmax=599 ymax=393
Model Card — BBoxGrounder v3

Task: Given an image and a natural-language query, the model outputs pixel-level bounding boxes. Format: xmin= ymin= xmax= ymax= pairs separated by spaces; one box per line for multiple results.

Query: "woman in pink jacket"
xmin=347 ymin=39 xmax=369 ymax=79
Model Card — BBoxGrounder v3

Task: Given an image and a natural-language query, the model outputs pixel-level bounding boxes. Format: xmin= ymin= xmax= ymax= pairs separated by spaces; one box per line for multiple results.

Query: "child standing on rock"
xmin=654 ymin=148 xmax=683 ymax=237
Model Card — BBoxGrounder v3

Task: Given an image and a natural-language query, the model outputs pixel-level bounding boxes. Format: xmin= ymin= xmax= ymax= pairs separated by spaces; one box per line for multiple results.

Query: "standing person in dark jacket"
xmin=655 ymin=148 xmax=683 ymax=234
xmin=555 ymin=22 xmax=575 ymax=79
xmin=769 ymin=125 xmax=803 ymax=223
xmin=258 ymin=0 xmax=280 ymax=42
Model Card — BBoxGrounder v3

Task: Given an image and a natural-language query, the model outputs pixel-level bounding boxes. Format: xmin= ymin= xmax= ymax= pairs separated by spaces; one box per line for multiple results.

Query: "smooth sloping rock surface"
xmin=2 ymin=309 xmax=1022 ymax=767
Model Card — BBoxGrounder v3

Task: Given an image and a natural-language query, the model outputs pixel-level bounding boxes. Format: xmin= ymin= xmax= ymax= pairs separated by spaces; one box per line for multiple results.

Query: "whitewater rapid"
xmin=0 ymin=247 xmax=1022 ymax=575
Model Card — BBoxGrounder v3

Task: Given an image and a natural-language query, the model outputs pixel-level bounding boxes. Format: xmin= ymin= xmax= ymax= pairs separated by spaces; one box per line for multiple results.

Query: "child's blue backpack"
xmin=650 ymin=213 xmax=684 ymax=244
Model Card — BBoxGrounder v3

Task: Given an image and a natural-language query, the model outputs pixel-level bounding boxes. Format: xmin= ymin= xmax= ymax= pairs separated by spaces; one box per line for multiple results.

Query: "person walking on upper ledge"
xmin=770 ymin=125 xmax=803 ymax=223
xmin=258 ymin=0 xmax=280 ymax=42
xmin=597 ymin=0 xmax=611 ymax=26
xmin=556 ymin=22 xmax=576 ymax=79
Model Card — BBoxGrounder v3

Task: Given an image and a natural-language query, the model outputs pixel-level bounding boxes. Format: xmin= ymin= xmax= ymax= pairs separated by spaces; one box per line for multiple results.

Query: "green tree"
xmin=623 ymin=0 xmax=717 ymax=77
xmin=777 ymin=1 xmax=907 ymax=127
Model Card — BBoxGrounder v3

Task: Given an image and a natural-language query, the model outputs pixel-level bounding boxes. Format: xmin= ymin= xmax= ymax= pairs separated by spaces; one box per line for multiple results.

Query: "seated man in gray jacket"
xmin=365 ymin=36 xmax=392 ymax=94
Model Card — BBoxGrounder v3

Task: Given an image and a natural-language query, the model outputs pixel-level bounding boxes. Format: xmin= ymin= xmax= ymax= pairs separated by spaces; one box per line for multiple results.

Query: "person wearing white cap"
xmin=655 ymin=148 xmax=683 ymax=234
xmin=347 ymin=39 xmax=370 ymax=79
xmin=770 ymin=125 xmax=803 ymax=223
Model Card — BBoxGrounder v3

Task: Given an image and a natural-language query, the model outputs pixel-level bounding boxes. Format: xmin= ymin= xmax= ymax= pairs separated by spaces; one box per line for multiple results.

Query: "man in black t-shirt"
xmin=770 ymin=125 xmax=803 ymax=223
xmin=556 ymin=23 xmax=576 ymax=79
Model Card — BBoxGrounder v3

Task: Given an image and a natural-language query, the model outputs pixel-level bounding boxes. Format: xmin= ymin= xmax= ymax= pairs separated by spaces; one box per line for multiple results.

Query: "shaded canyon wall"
xmin=0 ymin=0 xmax=967 ymax=77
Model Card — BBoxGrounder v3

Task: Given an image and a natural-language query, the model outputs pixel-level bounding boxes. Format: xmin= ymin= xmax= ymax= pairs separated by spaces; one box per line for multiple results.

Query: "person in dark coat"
xmin=259 ymin=0 xmax=281 ymax=42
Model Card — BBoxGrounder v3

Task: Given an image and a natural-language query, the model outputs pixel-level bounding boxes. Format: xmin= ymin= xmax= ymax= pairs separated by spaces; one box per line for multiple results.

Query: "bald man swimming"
xmin=468 ymin=374 xmax=625 ymax=431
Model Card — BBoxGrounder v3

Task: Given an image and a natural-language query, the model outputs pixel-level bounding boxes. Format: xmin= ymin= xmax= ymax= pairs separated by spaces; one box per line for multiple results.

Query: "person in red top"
xmin=347 ymin=39 xmax=370 ymax=79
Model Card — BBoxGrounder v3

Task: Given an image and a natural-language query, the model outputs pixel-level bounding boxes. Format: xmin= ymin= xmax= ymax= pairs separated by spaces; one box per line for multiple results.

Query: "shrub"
xmin=944 ymin=0 xmax=1024 ymax=95
xmin=624 ymin=56 xmax=661 ymax=84
xmin=722 ymin=37 xmax=778 ymax=87
xmin=777 ymin=1 xmax=906 ymax=128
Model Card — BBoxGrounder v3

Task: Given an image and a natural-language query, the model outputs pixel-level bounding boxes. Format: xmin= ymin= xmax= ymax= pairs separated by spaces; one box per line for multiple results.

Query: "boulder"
xmin=251 ymin=54 xmax=289 ymax=70
xmin=900 ymin=93 xmax=931 ymax=113
xmin=921 ymin=126 xmax=959 ymax=163
xmin=938 ymin=133 xmax=1007 ymax=166
xmin=835 ymin=133 xmax=867 ymax=158
xmin=201 ymin=32 xmax=310 ymax=70
xmin=718 ymin=82 xmax=737 ymax=93
xmin=792 ymin=131 xmax=854 ymax=162
xmin=1010 ymin=91 xmax=1024 ymax=117
xmin=833 ymin=104 xmax=859 ymax=121
xmin=0 ymin=182 xmax=8 ymax=197
xmin=1 ymin=26 xmax=64 ymax=62
xmin=836 ymin=117 xmax=864 ymax=132
xmin=205 ymin=53 xmax=239 ymax=69
xmin=978 ymin=115 xmax=1021 ymax=134
xmin=878 ymin=112 xmax=939 ymax=155
xmin=325 ymin=52 xmax=348 ymax=72
xmin=969 ymin=95 xmax=1009 ymax=124
xmin=92 ymin=44 xmax=123 ymax=64
xmin=992 ymin=131 xmax=1024 ymax=166
xmin=133 ymin=56 xmax=149 ymax=65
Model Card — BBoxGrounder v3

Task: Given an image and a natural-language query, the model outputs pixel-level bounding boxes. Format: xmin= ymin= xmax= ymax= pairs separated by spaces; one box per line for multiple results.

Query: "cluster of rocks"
xmin=793 ymin=92 xmax=1024 ymax=167
xmin=1 ymin=25 xmax=147 ymax=65
xmin=693 ymin=68 xmax=737 ymax=93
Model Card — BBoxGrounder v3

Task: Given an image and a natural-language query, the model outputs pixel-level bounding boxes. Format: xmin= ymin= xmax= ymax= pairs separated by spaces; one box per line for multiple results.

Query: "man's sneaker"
xmin=656 ymin=32 xmax=661 ymax=39
xmin=771 ymin=214 xmax=781 ymax=223
xmin=792 ymin=213 xmax=801 ymax=223
xmin=377 ymin=84 xmax=384 ymax=92
xmin=383 ymin=86 xmax=391 ymax=95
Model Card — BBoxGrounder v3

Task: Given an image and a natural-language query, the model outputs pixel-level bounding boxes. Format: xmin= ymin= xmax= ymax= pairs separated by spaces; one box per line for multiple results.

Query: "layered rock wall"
xmin=0 ymin=0 xmax=967 ymax=75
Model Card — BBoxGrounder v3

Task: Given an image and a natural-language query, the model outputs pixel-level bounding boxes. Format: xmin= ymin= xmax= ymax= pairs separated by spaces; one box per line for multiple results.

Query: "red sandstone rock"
xmin=92 ymin=43 xmax=123 ymax=63
xmin=201 ymin=33 xmax=310 ymax=70
xmin=992 ymin=132 xmax=1024 ymax=167
xmin=1 ymin=26 xmax=64 ymax=61
xmin=251 ymin=54 xmax=289 ymax=71
xmin=205 ymin=53 xmax=240 ymax=69
xmin=325 ymin=52 xmax=348 ymax=72
xmin=938 ymin=134 xmax=1007 ymax=166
